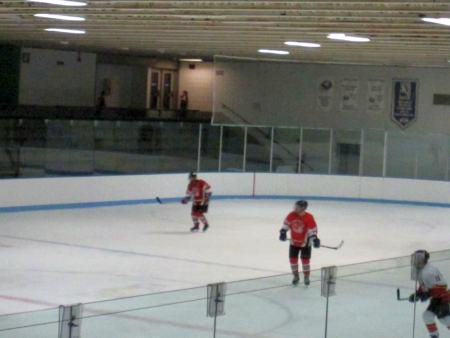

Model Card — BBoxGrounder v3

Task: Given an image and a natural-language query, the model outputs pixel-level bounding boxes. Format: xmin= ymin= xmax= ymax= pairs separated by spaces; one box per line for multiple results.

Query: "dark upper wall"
xmin=0 ymin=45 xmax=20 ymax=106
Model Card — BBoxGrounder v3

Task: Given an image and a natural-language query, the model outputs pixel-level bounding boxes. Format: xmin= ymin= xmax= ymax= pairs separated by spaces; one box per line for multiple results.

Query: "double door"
xmin=147 ymin=69 xmax=176 ymax=110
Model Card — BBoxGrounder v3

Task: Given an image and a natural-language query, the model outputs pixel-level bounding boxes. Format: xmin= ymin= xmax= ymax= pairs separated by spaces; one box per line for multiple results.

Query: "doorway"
xmin=147 ymin=69 xmax=176 ymax=110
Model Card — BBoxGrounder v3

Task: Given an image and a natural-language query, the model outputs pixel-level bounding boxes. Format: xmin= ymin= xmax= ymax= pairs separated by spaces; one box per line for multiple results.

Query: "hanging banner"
xmin=391 ymin=79 xmax=419 ymax=129
xmin=339 ymin=78 xmax=359 ymax=113
xmin=367 ymin=79 xmax=385 ymax=114
xmin=316 ymin=77 xmax=335 ymax=113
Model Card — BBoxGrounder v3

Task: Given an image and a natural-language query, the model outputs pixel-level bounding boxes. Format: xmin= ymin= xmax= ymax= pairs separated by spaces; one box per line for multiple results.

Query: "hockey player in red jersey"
xmin=279 ymin=200 xmax=320 ymax=285
xmin=409 ymin=250 xmax=450 ymax=338
xmin=181 ymin=172 xmax=212 ymax=232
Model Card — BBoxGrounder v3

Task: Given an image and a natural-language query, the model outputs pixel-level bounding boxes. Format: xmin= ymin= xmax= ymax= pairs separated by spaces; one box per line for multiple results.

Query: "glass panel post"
xmin=243 ymin=126 xmax=247 ymax=172
xmin=328 ymin=129 xmax=333 ymax=175
xmin=383 ymin=131 xmax=387 ymax=177
xmin=359 ymin=129 xmax=364 ymax=176
xmin=269 ymin=127 xmax=274 ymax=173
xmin=218 ymin=126 xmax=223 ymax=172
xmin=298 ymin=128 xmax=303 ymax=174
xmin=197 ymin=124 xmax=202 ymax=172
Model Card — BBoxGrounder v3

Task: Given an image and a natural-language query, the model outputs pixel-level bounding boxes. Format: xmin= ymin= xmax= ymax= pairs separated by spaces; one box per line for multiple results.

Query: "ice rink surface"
xmin=1 ymin=198 xmax=450 ymax=337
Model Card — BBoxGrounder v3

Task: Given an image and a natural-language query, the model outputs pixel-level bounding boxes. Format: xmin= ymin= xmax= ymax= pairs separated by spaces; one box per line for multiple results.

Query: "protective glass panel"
xmin=272 ymin=127 xmax=300 ymax=173
xmin=245 ymin=127 xmax=271 ymax=172
xmin=331 ymin=130 xmax=361 ymax=175
xmin=0 ymin=119 xmax=18 ymax=177
xmin=221 ymin=126 xmax=245 ymax=172
xmin=81 ymin=287 xmax=212 ymax=338
xmin=385 ymin=131 xmax=419 ymax=179
xmin=16 ymin=119 xmax=47 ymax=177
xmin=329 ymin=259 xmax=416 ymax=337
xmin=93 ymin=121 xmax=140 ymax=175
xmin=414 ymin=133 xmax=449 ymax=181
xmin=151 ymin=122 xmax=199 ymax=173
xmin=45 ymin=120 xmax=94 ymax=176
xmin=217 ymin=272 xmax=325 ymax=336
xmin=301 ymin=129 xmax=331 ymax=174
xmin=199 ymin=124 xmax=220 ymax=172
xmin=361 ymin=129 xmax=385 ymax=177
xmin=0 ymin=308 xmax=59 ymax=338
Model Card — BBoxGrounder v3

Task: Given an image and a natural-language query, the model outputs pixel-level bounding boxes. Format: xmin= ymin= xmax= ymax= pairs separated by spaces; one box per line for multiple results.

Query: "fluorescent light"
xmin=422 ymin=18 xmax=450 ymax=27
xmin=35 ymin=13 xmax=85 ymax=21
xmin=285 ymin=41 xmax=321 ymax=48
xmin=327 ymin=33 xmax=370 ymax=42
xmin=28 ymin=0 xmax=86 ymax=6
xmin=179 ymin=58 xmax=203 ymax=62
xmin=45 ymin=28 xmax=85 ymax=34
xmin=258 ymin=49 xmax=289 ymax=55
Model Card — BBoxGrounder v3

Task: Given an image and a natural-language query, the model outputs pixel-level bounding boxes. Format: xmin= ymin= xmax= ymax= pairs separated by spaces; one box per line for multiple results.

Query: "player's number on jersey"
xmin=436 ymin=275 xmax=441 ymax=282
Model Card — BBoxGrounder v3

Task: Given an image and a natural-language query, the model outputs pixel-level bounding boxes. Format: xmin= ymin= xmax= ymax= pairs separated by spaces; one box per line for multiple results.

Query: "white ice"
xmin=0 ymin=199 xmax=450 ymax=337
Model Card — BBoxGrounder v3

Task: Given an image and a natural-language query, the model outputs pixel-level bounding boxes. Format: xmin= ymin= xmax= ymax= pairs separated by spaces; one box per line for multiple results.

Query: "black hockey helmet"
xmin=295 ymin=200 xmax=308 ymax=209
xmin=188 ymin=172 xmax=197 ymax=180
xmin=412 ymin=250 xmax=430 ymax=268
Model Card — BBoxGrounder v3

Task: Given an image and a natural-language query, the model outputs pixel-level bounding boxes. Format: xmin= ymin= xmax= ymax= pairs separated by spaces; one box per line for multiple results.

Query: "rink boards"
xmin=0 ymin=173 xmax=449 ymax=211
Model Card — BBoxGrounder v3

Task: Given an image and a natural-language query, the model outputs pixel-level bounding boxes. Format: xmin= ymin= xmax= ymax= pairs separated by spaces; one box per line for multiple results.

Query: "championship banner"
xmin=317 ymin=77 xmax=335 ymax=113
xmin=391 ymin=79 xmax=419 ymax=129
xmin=340 ymin=78 xmax=359 ymax=113
xmin=367 ymin=79 xmax=385 ymax=114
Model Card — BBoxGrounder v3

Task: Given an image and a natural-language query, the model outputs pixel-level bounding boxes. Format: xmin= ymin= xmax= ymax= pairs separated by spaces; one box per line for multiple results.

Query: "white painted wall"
xmin=178 ymin=62 xmax=214 ymax=111
xmin=1 ymin=173 xmax=450 ymax=209
xmin=213 ymin=58 xmax=450 ymax=133
xmin=19 ymin=48 xmax=97 ymax=107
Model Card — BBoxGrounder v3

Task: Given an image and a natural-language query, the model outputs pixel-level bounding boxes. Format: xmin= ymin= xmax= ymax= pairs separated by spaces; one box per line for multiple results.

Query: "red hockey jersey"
xmin=186 ymin=179 xmax=211 ymax=204
xmin=282 ymin=211 xmax=317 ymax=248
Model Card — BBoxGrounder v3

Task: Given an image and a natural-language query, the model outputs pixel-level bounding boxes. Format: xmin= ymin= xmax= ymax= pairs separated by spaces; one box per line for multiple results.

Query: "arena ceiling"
xmin=2 ymin=1 xmax=450 ymax=67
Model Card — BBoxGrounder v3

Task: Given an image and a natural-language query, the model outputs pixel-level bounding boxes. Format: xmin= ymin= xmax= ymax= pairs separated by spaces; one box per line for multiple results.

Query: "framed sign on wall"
xmin=391 ymin=79 xmax=419 ymax=129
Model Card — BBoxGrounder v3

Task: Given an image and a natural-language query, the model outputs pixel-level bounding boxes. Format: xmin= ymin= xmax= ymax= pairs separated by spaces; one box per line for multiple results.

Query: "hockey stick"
xmin=321 ymin=241 xmax=344 ymax=250
xmin=286 ymin=239 xmax=344 ymax=250
xmin=155 ymin=197 xmax=179 ymax=205
xmin=397 ymin=288 xmax=409 ymax=301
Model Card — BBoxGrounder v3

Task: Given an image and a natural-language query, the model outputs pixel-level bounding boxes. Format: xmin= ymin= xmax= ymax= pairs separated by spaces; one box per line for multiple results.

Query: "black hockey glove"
xmin=308 ymin=235 xmax=321 ymax=248
xmin=409 ymin=290 xmax=429 ymax=303
xmin=279 ymin=229 xmax=287 ymax=242
xmin=313 ymin=237 xmax=321 ymax=248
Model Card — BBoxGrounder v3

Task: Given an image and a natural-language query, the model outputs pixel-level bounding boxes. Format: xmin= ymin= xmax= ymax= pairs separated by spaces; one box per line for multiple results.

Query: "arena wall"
xmin=1 ymin=173 xmax=449 ymax=212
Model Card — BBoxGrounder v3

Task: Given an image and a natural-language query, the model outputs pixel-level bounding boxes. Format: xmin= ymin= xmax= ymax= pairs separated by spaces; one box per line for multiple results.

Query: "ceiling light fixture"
xmin=284 ymin=41 xmax=321 ymax=48
xmin=45 ymin=28 xmax=86 ymax=34
xmin=28 ymin=0 xmax=86 ymax=6
xmin=327 ymin=33 xmax=370 ymax=42
xmin=258 ymin=49 xmax=289 ymax=55
xmin=422 ymin=18 xmax=450 ymax=27
xmin=179 ymin=58 xmax=203 ymax=62
xmin=35 ymin=14 xmax=85 ymax=21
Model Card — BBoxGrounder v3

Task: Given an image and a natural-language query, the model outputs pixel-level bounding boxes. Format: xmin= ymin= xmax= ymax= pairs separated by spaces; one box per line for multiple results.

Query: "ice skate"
xmin=202 ymin=224 xmax=209 ymax=232
xmin=190 ymin=225 xmax=199 ymax=232
xmin=304 ymin=275 xmax=310 ymax=286
xmin=292 ymin=273 xmax=300 ymax=285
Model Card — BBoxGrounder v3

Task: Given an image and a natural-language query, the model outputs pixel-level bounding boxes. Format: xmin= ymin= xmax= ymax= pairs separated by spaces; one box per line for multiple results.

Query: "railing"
xmin=1 ymin=250 xmax=449 ymax=337
xmin=0 ymin=117 xmax=449 ymax=181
